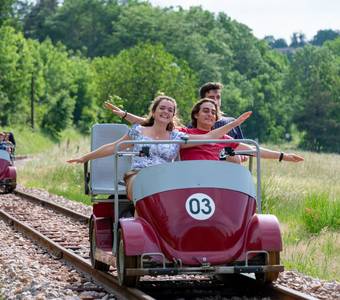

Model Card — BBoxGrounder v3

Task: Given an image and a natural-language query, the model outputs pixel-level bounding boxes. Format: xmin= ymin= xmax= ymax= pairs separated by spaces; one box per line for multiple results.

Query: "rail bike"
xmin=85 ymin=124 xmax=283 ymax=287
xmin=0 ymin=145 xmax=16 ymax=193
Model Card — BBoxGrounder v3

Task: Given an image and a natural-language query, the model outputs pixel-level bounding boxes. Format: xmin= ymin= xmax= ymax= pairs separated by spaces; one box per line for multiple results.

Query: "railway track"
xmin=0 ymin=189 xmax=319 ymax=300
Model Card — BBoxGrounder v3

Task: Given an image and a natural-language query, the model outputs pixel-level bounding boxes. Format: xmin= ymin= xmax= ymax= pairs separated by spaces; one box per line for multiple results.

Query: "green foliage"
xmin=41 ymin=91 xmax=75 ymax=139
xmin=301 ymin=193 xmax=340 ymax=234
xmin=287 ymin=45 xmax=340 ymax=152
xmin=23 ymin=0 xmax=58 ymax=41
xmin=93 ymin=43 xmax=197 ymax=123
xmin=68 ymin=56 xmax=99 ymax=133
xmin=311 ymin=29 xmax=340 ymax=46
xmin=0 ymin=26 xmax=33 ymax=126
xmin=290 ymin=32 xmax=307 ymax=48
xmin=41 ymin=0 xmax=122 ymax=57
xmin=0 ymin=0 xmax=15 ymax=27
xmin=1 ymin=1 xmax=340 ymax=152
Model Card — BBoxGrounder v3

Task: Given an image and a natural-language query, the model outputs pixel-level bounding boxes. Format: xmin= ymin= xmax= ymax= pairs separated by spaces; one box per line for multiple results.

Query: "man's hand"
xmin=104 ymin=101 xmax=125 ymax=118
xmin=283 ymin=153 xmax=304 ymax=162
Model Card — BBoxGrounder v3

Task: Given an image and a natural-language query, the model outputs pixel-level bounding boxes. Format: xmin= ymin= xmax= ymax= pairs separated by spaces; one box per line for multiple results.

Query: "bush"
xmin=301 ymin=193 xmax=340 ymax=233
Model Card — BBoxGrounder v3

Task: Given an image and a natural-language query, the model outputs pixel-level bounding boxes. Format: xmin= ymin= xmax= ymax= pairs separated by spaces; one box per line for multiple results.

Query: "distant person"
xmin=0 ymin=132 xmax=14 ymax=154
xmin=7 ymin=132 xmax=16 ymax=146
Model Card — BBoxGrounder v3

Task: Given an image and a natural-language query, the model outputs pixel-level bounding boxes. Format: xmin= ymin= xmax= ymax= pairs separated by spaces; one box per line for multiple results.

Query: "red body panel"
xmin=0 ymin=158 xmax=16 ymax=183
xmin=245 ymin=214 xmax=282 ymax=253
xmin=0 ymin=159 xmax=10 ymax=180
xmin=126 ymin=188 xmax=255 ymax=265
xmin=120 ymin=218 xmax=162 ymax=256
xmin=93 ymin=202 xmax=114 ymax=251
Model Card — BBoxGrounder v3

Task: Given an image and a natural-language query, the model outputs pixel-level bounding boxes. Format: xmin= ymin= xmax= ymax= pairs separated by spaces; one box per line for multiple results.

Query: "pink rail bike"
xmin=84 ymin=124 xmax=283 ymax=287
xmin=0 ymin=147 xmax=16 ymax=193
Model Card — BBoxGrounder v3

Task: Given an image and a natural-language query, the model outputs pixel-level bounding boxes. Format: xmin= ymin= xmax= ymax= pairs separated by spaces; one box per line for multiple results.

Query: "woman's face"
xmin=194 ymin=101 xmax=217 ymax=129
xmin=153 ymin=100 xmax=176 ymax=124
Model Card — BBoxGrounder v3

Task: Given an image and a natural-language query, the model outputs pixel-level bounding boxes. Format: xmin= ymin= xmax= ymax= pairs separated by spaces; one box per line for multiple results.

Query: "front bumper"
xmin=126 ymin=264 xmax=284 ymax=276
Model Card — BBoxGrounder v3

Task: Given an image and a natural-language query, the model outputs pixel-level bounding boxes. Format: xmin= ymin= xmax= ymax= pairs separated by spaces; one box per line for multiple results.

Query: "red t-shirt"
xmin=179 ymin=127 xmax=239 ymax=161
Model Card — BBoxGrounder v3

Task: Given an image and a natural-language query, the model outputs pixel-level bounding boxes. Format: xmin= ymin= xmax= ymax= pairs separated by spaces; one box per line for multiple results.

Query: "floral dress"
xmin=128 ymin=124 xmax=186 ymax=170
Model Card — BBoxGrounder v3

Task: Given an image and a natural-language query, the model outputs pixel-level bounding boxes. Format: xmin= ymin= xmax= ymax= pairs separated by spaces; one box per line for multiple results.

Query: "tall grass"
xmin=260 ymin=148 xmax=340 ymax=280
xmin=302 ymin=193 xmax=340 ymax=233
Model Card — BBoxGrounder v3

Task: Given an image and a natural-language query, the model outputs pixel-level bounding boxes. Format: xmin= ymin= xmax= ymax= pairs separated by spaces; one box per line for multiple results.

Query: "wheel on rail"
xmin=89 ymin=217 xmax=110 ymax=272
xmin=117 ymin=228 xmax=140 ymax=287
xmin=5 ymin=184 xmax=16 ymax=193
xmin=255 ymin=251 xmax=280 ymax=284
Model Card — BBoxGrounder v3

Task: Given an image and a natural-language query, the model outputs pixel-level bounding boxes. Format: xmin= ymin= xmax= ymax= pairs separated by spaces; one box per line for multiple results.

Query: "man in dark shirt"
xmin=187 ymin=82 xmax=244 ymax=139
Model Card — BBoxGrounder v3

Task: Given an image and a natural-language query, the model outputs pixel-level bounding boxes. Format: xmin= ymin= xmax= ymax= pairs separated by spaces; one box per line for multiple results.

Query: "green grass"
xmin=15 ymin=127 xmax=92 ymax=205
xmin=15 ymin=133 xmax=340 ymax=281
xmin=302 ymin=193 xmax=340 ymax=233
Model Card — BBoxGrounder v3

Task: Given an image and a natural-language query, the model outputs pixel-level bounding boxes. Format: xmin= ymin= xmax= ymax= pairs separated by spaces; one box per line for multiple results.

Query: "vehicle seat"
xmin=88 ymin=124 xmax=131 ymax=196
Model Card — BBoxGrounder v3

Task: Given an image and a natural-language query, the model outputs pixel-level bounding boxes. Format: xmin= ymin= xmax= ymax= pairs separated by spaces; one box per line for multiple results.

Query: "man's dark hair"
xmin=191 ymin=98 xmax=221 ymax=128
xmin=199 ymin=82 xmax=224 ymax=98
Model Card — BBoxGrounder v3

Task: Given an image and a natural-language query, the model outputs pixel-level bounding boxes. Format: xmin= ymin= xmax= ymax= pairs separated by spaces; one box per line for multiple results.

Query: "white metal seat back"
xmin=0 ymin=149 xmax=11 ymax=162
xmin=90 ymin=124 xmax=131 ymax=196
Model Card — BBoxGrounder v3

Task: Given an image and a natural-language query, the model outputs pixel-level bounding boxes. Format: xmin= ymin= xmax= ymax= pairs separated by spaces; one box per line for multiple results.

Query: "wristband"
xmin=122 ymin=111 xmax=127 ymax=119
xmin=279 ymin=152 xmax=284 ymax=162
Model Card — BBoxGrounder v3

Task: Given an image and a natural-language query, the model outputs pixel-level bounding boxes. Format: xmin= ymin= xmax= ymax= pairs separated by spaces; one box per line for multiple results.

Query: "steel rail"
xmin=268 ymin=284 xmax=319 ymax=300
xmin=0 ymin=208 xmax=155 ymax=300
xmin=235 ymin=274 xmax=319 ymax=300
xmin=14 ymin=189 xmax=90 ymax=223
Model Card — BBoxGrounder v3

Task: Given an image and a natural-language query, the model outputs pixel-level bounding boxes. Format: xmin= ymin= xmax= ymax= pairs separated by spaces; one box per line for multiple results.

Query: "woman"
xmin=68 ymin=95 xmax=252 ymax=199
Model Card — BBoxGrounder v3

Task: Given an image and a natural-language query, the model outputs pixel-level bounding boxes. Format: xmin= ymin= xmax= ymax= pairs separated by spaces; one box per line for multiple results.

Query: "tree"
xmin=41 ymin=90 xmax=75 ymax=138
xmin=23 ymin=0 xmax=59 ymax=41
xmin=311 ymin=29 xmax=340 ymax=46
xmin=0 ymin=26 xmax=33 ymax=126
xmin=41 ymin=0 xmax=122 ymax=57
xmin=287 ymin=46 xmax=340 ymax=152
xmin=93 ymin=43 xmax=198 ymax=123
xmin=290 ymin=32 xmax=307 ymax=48
xmin=272 ymin=38 xmax=288 ymax=49
xmin=0 ymin=0 xmax=15 ymax=27
xmin=69 ymin=55 xmax=99 ymax=133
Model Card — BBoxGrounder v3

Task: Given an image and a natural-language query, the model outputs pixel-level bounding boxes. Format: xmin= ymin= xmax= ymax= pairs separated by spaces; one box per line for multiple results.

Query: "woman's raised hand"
xmin=67 ymin=157 xmax=86 ymax=164
xmin=235 ymin=111 xmax=252 ymax=126
xmin=283 ymin=153 xmax=304 ymax=162
xmin=104 ymin=101 xmax=124 ymax=118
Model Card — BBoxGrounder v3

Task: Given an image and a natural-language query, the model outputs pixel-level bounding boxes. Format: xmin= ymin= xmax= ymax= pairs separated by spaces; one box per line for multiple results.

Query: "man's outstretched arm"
xmin=104 ymin=102 xmax=146 ymax=124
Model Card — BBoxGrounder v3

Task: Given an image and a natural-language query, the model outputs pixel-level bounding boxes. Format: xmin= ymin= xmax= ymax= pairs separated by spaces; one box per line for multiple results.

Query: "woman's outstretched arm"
xmin=67 ymin=134 xmax=130 ymax=164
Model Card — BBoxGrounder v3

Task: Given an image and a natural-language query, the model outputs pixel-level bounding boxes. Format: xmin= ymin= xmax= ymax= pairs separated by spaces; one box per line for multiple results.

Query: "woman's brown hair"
xmin=141 ymin=95 xmax=182 ymax=131
xmin=190 ymin=98 xmax=221 ymax=128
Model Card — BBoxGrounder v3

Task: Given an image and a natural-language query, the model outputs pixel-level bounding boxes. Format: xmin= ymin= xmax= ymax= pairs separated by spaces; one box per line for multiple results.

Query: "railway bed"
xmin=0 ymin=188 xmax=335 ymax=299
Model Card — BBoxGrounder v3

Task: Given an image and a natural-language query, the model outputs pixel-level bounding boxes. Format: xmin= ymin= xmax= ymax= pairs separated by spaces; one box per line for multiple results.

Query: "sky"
xmin=149 ymin=0 xmax=340 ymax=42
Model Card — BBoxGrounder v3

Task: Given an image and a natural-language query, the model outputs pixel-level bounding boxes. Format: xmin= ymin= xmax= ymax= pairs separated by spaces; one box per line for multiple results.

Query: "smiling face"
xmin=193 ymin=101 xmax=218 ymax=130
xmin=152 ymin=99 xmax=176 ymax=125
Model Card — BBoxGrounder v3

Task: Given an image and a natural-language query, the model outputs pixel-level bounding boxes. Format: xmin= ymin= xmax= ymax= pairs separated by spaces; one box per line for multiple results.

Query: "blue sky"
xmin=149 ymin=0 xmax=340 ymax=42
